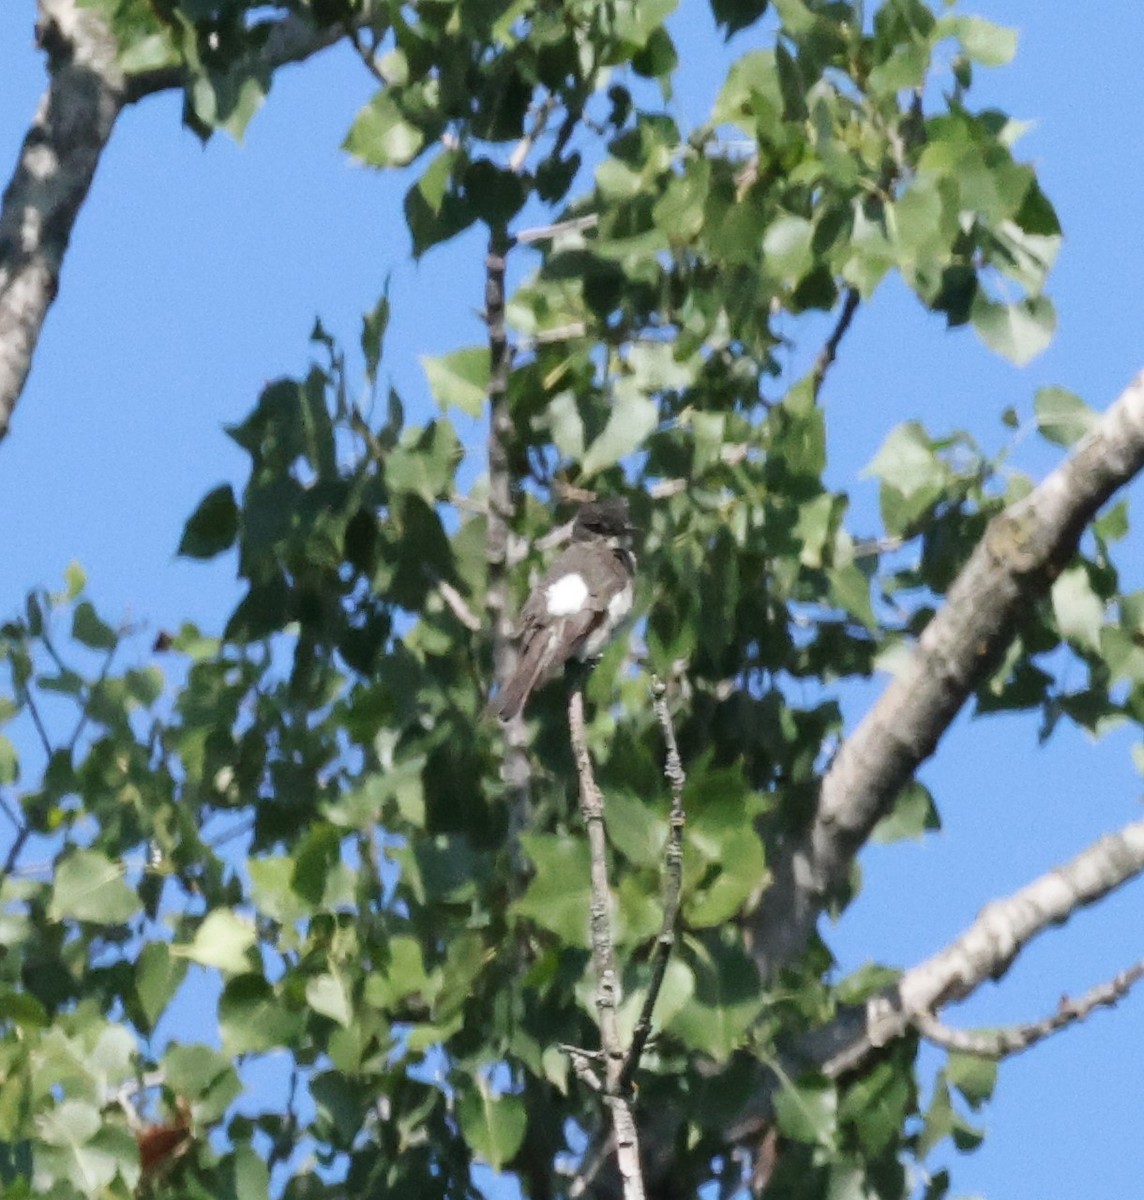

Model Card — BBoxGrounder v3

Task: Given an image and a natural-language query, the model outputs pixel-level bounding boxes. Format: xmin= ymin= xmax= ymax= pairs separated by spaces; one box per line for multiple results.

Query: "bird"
xmin=488 ymin=498 xmax=637 ymax=721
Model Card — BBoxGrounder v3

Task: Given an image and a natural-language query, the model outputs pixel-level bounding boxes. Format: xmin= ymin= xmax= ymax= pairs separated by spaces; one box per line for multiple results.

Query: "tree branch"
xmin=569 ymin=683 xmax=645 ymax=1200
xmin=619 ymin=679 xmax=686 ymax=1093
xmin=1 ymin=1 xmax=345 ymax=443
xmin=749 ymin=369 xmax=1144 ymax=980
xmin=913 ymin=956 xmax=1144 ymax=1059
xmin=816 ymin=813 xmax=1144 ymax=1078
xmin=0 ymin=0 xmax=125 ymax=441
xmin=483 ymin=226 xmax=534 ymax=850
xmin=810 ymin=287 xmax=859 ymax=396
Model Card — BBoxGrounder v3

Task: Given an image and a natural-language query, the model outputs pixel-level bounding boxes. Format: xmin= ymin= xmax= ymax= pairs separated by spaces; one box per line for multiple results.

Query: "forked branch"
xmin=568 ymin=683 xmax=645 ymax=1200
xmin=913 ymin=956 xmax=1144 ymax=1059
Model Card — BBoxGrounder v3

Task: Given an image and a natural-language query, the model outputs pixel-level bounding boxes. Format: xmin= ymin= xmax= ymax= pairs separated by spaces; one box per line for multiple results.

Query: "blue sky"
xmin=3 ymin=1 xmax=1144 ymax=1195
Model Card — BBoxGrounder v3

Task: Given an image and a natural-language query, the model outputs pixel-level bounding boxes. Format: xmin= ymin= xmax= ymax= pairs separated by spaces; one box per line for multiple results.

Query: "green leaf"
xmin=0 ymin=735 xmax=18 ymax=785
xmin=291 ymin=821 xmax=342 ymax=907
xmin=179 ymin=484 xmax=239 ymax=559
xmin=605 ymin=790 xmax=666 ymax=868
xmin=864 ymin=423 xmax=944 ymax=497
xmin=1034 ymin=386 xmax=1096 ymax=447
xmin=35 ymin=1099 xmax=137 ymax=1195
xmin=220 ymin=974 xmax=304 ymax=1054
xmin=763 ymin=214 xmax=814 ymax=281
xmin=228 ymin=1144 xmax=270 ymax=1200
xmin=947 ymin=1052 xmax=997 ymax=1108
xmin=828 ymin=563 xmax=876 ymax=631
xmin=421 ymin=347 xmax=489 ymax=417
xmin=48 ymin=850 xmax=141 ymax=924
xmin=944 ymin=14 xmax=1018 ymax=66
xmin=710 ymin=0 xmax=768 ymax=36
xmin=162 ymin=1044 xmax=242 ymax=1121
xmin=774 ymin=1076 xmax=838 ymax=1146
xmin=306 ymin=972 xmax=354 ymax=1027
xmin=838 ymin=1058 xmax=913 ymax=1156
xmin=685 ymin=828 xmax=766 ymax=927
xmin=125 ymin=666 xmax=164 ymax=707
xmin=457 ymin=1085 xmax=526 ymax=1170
xmin=870 ymin=781 xmax=940 ymax=843
xmin=971 ymin=294 xmax=1056 ymax=365
xmin=386 ymin=421 xmax=462 ymax=502
xmin=134 ymin=941 xmax=188 ymax=1033
xmin=344 ymin=91 xmax=426 ymax=168
xmin=652 ymin=159 xmax=710 ymax=242
xmin=462 ymin=158 xmax=527 ymax=226
xmin=0 ymin=987 xmax=48 ymax=1029
xmin=1051 ymin=565 xmax=1105 ymax=653
xmin=514 ymin=834 xmax=592 ymax=947
xmin=174 ymin=909 xmax=257 ymax=974
xmin=72 ymin=600 xmax=117 ymax=650
xmin=364 ymin=934 xmax=437 ymax=1009
xmin=836 ymin=962 xmax=901 ymax=1005
xmin=546 ymin=391 xmax=586 ymax=461
xmin=404 ymin=148 xmax=476 ymax=257
xmin=581 ymin=381 xmax=658 ymax=476
xmin=64 ymin=561 xmax=86 ymax=598
xmin=362 ymin=286 xmax=391 ymax=383
xmin=667 ymin=936 xmax=764 ymax=1059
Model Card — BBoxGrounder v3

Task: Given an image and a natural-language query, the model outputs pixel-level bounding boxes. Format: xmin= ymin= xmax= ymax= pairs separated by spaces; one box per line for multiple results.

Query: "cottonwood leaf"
xmin=174 ymin=909 xmax=257 ymax=974
xmin=49 ymin=850 xmax=140 ymax=924
xmin=581 ymin=383 xmax=657 ymax=475
xmin=1034 ymin=386 xmax=1096 ymax=447
xmin=457 ymin=1086 xmax=526 ymax=1170
xmin=971 ymin=294 xmax=1055 ymax=365
xmin=421 ymin=347 xmax=489 ymax=417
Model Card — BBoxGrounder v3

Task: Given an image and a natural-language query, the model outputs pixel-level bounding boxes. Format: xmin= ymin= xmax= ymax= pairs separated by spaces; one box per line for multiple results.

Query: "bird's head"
xmin=571 ymin=497 xmax=636 ymax=549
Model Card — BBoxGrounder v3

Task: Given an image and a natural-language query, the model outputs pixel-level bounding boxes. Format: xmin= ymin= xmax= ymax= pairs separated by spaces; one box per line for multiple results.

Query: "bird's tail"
xmin=486 ymin=635 xmax=550 ymax=721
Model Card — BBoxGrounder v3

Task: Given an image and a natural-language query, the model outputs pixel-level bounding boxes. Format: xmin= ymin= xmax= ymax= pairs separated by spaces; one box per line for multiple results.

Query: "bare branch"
xmin=810 ymin=287 xmax=860 ymax=395
xmin=914 ymin=957 xmax=1144 ymax=1059
xmin=568 ymin=683 xmax=646 ymax=1200
xmin=619 ymin=678 xmax=686 ymax=1093
xmin=749 ymin=369 xmax=1144 ymax=980
xmin=818 ymin=814 xmax=1144 ymax=1077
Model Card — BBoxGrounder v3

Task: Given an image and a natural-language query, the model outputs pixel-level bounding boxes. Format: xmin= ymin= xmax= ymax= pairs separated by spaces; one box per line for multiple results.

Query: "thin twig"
xmin=20 ymin=683 xmax=52 ymax=760
xmin=0 ymin=794 xmax=22 ymax=834
xmin=516 ymin=213 xmax=599 ymax=245
xmin=619 ymin=678 xmax=686 ymax=1093
xmin=344 ymin=21 xmax=386 ymax=86
xmin=569 ymin=1128 xmax=617 ymax=1199
xmin=509 ymin=95 xmax=557 ymax=174
xmin=561 ymin=1043 xmax=604 ymax=1092
xmin=422 ymin=566 xmax=482 ymax=632
xmin=69 ymin=636 xmax=122 ymax=755
xmin=519 ymin=322 xmax=590 ymax=349
xmin=914 ymin=957 xmax=1144 ymax=1060
xmin=267 ymin=1068 xmax=301 ymax=1174
xmin=810 ymin=287 xmax=860 ymax=395
xmin=568 ymin=684 xmax=646 ymax=1200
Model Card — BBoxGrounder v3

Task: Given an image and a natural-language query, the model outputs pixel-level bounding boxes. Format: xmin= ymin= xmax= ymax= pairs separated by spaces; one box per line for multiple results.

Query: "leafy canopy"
xmin=5 ymin=1 xmax=1131 ymax=1198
